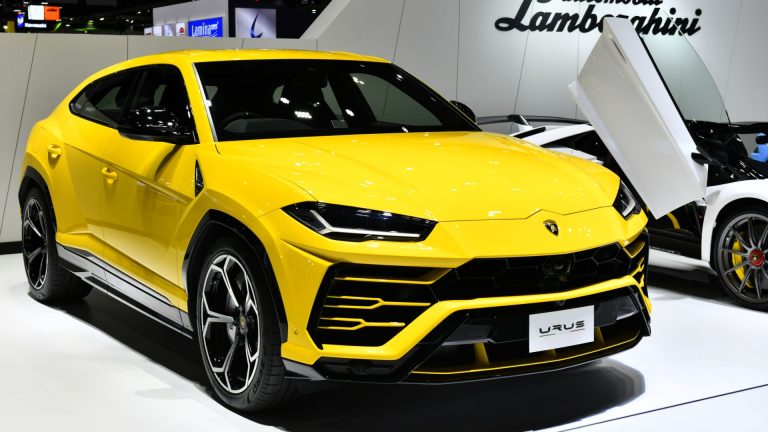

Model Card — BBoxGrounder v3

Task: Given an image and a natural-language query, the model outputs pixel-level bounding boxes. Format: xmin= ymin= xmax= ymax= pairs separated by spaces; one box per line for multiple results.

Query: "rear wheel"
xmin=22 ymin=188 xmax=91 ymax=302
xmin=195 ymin=236 xmax=296 ymax=412
xmin=714 ymin=208 xmax=768 ymax=310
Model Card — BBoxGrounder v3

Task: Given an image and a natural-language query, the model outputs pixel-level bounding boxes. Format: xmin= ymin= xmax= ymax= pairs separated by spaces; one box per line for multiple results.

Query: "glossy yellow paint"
xmin=20 ymin=49 xmax=650 ymax=371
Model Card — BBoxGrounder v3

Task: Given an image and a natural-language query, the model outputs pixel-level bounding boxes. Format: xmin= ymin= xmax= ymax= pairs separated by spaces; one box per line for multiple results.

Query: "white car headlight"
xmin=283 ymin=202 xmax=437 ymax=242
xmin=613 ymin=181 xmax=641 ymax=219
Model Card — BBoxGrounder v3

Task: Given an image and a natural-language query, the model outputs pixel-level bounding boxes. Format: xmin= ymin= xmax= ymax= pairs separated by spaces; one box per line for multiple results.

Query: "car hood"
xmin=215 ymin=131 xmax=619 ymax=221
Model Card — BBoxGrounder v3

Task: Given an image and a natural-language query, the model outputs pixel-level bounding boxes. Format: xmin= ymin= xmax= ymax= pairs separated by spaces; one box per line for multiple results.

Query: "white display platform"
xmin=1 ymin=252 xmax=766 ymax=431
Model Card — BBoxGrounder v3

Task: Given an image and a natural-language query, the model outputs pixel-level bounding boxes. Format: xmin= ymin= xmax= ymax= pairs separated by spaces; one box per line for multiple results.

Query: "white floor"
xmin=2 ymin=252 xmax=768 ymax=431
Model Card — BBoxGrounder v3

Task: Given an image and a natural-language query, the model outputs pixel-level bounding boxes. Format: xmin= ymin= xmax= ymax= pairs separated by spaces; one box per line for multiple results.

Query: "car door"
xmin=55 ymin=69 xmax=140 ymax=246
xmin=569 ymin=17 xmax=708 ymax=219
xmin=100 ymin=65 xmax=198 ymax=311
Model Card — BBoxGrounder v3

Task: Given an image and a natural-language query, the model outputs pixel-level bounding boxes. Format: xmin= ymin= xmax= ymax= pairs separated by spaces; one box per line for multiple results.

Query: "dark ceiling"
xmin=1 ymin=0 xmax=329 ymax=35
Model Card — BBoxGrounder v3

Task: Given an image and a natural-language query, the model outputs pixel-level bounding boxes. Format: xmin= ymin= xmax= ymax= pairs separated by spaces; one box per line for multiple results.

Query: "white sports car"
xmin=481 ymin=18 xmax=768 ymax=310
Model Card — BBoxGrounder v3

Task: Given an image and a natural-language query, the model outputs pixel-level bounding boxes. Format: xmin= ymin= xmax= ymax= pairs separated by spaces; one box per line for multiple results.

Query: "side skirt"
xmin=57 ymin=244 xmax=194 ymax=339
xmin=649 ymin=248 xmax=715 ymax=274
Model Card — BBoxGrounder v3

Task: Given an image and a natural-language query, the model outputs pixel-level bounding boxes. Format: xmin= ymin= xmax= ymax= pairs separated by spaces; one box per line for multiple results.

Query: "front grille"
xmin=434 ymin=231 xmax=648 ymax=300
xmin=309 ymin=231 xmax=648 ymax=348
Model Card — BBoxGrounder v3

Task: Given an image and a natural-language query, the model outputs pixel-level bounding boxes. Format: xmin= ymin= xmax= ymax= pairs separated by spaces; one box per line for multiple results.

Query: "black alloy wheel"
xmin=195 ymin=236 xmax=296 ymax=411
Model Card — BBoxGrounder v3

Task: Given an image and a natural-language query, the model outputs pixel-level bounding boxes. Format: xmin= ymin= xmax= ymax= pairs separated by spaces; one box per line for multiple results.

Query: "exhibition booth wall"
xmin=0 ymin=0 xmax=766 ymax=244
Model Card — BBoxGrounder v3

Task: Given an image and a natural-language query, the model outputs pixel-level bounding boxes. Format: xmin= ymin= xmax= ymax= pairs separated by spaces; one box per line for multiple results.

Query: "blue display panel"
xmin=188 ymin=17 xmax=224 ymax=38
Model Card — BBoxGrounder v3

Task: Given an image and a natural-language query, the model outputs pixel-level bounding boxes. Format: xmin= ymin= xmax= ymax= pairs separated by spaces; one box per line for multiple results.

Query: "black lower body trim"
xmin=57 ymin=244 xmax=193 ymax=338
xmin=648 ymin=227 xmax=701 ymax=259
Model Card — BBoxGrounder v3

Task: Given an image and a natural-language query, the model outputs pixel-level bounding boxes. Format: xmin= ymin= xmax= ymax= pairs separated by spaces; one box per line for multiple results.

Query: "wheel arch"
xmin=701 ymin=184 xmax=768 ymax=263
xmin=183 ymin=210 xmax=288 ymax=342
xmin=18 ymin=166 xmax=57 ymax=231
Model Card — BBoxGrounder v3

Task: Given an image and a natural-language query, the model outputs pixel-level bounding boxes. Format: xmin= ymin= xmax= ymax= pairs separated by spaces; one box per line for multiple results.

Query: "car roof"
xmin=122 ymin=49 xmax=388 ymax=68
xmin=82 ymin=49 xmax=390 ymax=86
xmin=66 ymin=49 xmax=392 ymax=111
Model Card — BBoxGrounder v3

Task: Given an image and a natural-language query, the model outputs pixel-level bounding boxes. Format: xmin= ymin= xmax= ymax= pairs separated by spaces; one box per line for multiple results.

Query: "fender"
xmin=182 ymin=210 xmax=289 ymax=342
xmin=18 ymin=166 xmax=56 ymax=229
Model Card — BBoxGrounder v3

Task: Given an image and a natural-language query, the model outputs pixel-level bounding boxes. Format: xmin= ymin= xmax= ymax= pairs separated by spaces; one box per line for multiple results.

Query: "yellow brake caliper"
xmin=732 ymin=240 xmax=754 ymax=289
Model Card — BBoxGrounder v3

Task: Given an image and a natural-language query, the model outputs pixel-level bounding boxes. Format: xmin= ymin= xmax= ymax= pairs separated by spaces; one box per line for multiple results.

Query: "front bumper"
xmin=302 ymin=285 xmax=649 ymax=383
xmin=258 ymin=206 xmax=650 ymax=382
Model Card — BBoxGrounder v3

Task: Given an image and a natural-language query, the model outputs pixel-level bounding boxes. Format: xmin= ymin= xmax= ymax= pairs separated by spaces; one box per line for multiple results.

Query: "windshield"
xmin=195 ymin=60 xmax=478 ymax=141
xmin=643 ymin=33 xmax=730 ymax=124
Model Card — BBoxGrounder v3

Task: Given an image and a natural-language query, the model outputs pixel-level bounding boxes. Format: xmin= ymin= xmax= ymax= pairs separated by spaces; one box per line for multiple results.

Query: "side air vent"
xmin=194 ymin=161 xmax=204 ymax=196
xmin=310 ymin=265 xmax=442 ymax=347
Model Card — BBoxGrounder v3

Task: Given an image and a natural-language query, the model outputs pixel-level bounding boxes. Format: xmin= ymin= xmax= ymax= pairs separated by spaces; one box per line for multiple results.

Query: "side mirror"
xmin=450 ymin=100 xmax=477 ymax=124
xmin=691 ymin=152 xmax=724 ymax=168
xmin=118 ymin=106 xmax=194 ymax=144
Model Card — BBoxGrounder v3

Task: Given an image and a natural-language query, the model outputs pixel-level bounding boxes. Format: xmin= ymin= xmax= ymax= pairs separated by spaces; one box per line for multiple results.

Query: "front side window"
xmin=194 ymin=60 xmax=478 ymax=141
xmin=70 ymin=70 xmax=139 ymax=127
xmin=127 ymin=66 xmax=195 ymax=131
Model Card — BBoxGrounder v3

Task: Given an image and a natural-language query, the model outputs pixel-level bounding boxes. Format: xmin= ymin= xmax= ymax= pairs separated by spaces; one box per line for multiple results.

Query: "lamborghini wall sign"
xmin=495 ymin=0 xmax=703 ymax=36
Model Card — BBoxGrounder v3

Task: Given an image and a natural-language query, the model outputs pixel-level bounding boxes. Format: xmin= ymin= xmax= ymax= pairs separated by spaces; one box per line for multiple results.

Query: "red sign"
xmin=44 ymin=6 xmax=61 ymax=21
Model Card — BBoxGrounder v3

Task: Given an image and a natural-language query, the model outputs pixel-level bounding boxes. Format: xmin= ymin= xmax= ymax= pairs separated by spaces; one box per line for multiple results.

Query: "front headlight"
xmin=613 ymin=181 xmax=641 ymax=219
xmin=283 ymin=202 xmax=437 ymax=242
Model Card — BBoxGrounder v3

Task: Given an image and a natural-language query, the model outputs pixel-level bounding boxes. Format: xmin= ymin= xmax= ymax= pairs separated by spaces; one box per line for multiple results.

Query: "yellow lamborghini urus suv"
xmin=19 ymin=49 xmax=650 ymax=411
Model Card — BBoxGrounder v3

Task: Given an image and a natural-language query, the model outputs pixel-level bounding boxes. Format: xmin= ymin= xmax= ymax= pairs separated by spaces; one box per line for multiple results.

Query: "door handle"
xmin=101 ymin=167 xmax=118 ymax=184
xmin=47 ymin=145 xmax=62 ymax=159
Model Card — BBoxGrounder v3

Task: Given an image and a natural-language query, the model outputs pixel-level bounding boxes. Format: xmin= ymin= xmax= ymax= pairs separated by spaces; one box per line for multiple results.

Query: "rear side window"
xmin=70 ymin=70 xmax=139 ymax=128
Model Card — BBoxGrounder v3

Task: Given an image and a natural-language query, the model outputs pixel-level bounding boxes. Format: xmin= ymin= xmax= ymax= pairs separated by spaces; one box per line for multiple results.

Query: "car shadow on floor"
xmin=52 ymin=289 xmax=208 ymax=385
xmin=52 ymin=288 xmax=646 ymax=432
xmin=254 ymin=359 xmax=644 ymax=432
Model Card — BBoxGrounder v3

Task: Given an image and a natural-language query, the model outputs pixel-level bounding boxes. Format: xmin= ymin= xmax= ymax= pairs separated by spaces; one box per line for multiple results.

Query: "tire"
xmin=22 ymin=188 xmax=91 ymax=302
xmin=712 ymin=206 xmax=768 ymax=310
xmin=194 ymin=236 xmax=296 ymax=412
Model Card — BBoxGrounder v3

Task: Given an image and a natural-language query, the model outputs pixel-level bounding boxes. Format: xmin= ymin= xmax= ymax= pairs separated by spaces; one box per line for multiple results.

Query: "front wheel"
xmin=195 ymin=237 xmax=295 ymax=412
xmin=713 ymin=207 xmax=768 ymax=310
